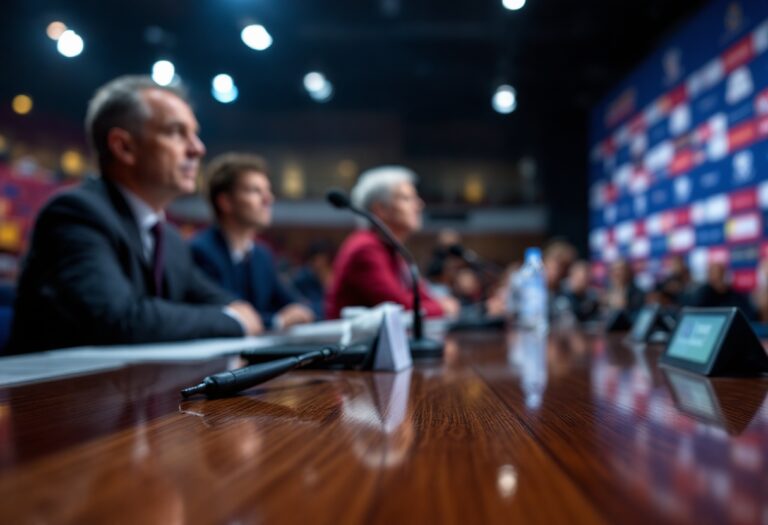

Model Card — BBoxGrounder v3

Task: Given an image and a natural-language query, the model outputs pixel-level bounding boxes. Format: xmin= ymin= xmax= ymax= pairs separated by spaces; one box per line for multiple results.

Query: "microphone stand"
xmin=328 ymin=191 xmax=443 ymax=357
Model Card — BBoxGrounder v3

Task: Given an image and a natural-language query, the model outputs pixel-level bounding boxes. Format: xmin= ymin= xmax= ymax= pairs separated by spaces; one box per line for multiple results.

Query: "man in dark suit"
xmin=190 ymin=153 xmax=314 ymax=330
xmin=8 ymin=76 xmax=262 ymax=353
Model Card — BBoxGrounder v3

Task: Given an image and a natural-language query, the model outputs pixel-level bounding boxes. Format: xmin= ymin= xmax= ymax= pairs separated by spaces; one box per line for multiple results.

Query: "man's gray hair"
xmin=350 ymin=165 xmax=418 ymax=229
xmin=84 ymin=75 xmax=187 ymax=168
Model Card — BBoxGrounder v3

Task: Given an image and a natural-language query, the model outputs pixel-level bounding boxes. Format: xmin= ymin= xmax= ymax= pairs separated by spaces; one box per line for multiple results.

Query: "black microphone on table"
xmin=326 ymin=188 xmax=443 ymax=358
xmin=180 ymin=346 xmax=338 ymax=399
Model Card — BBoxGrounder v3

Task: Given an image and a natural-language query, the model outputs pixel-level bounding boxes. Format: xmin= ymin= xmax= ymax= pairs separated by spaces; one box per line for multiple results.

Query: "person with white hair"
xmin=325 ymin=166 xmax=460 ymax=319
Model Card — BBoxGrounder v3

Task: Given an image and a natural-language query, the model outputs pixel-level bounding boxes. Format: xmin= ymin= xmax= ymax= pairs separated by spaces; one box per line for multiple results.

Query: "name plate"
xmin=627 ymin=305 xmax=675 ymax=344
xmin=659 ymin=307 xmax=768 ymax=376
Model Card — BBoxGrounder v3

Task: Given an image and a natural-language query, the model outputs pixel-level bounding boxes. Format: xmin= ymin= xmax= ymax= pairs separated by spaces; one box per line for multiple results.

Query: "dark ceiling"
xmin=1 ymin=0 xmax=709 ymax=244
xmin=3 ymin=0 xmax=708 ymax=124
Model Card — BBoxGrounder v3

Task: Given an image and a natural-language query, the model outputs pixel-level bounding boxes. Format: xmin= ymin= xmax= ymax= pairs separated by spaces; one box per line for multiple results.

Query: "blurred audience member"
xmin=326 ymin=166 xmax=460 ymax=319
xmin=292 ymin=240 xmax=335 ymax=321
xmin=690 ymin=262 xmax=756 ymax=319
xmin=485 ymin=262 xmax=521 ymax=317
xmin=754 ymin=259 xmax=768 ymax=323
xmin=452 ymin=267 xmax=483 ymax=306
xmin=543 ymin=239 xmax=577 ymax=295
xmin=554 ymin=261 xmax=600 ymax=323
xmin=425 ymin=232 xmax=465 ymax=300
xmin=603 ymin=260 xmax=645 ymax=317
xmin=657 ymin=254 xmax=694 ymax=307
xmin=191 ymin=153 xmax=314 ymax=330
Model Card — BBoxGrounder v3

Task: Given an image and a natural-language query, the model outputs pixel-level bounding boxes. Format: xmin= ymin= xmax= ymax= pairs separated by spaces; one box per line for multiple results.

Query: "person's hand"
xmin=485 ymin=293 xmax=507 ymax=316
xmin=438 ymin=296 xmax=461 ymax=318
xmin=228 ymin=301 xmax=264 ymax=335
xmin=276 ymin=303 xmax=315 ymax=329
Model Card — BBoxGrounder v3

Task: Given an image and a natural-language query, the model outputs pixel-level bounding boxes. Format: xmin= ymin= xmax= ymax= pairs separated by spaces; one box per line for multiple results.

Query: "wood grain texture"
xmin=468 ymin=330 xmax=768 ymax=525
xmin=1 ymin=329 xmax=767 ymax=524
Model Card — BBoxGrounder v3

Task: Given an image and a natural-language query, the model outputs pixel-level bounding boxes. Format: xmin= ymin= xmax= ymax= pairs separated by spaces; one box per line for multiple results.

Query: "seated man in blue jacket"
xmin=191 ymin=153 xmax=315 ymax=330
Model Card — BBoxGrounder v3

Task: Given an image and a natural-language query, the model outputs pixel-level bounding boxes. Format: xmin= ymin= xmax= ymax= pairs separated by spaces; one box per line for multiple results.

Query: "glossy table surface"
xmin=1 ymin=329 xmax=768 ymax=524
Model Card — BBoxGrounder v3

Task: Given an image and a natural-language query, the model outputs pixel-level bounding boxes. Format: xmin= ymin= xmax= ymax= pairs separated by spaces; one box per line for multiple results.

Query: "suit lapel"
xmin=100 ymin=178 xmax=150 ymax=269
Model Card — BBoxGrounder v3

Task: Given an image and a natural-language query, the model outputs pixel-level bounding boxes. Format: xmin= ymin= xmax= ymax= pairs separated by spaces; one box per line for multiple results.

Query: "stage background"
xmin=589 ymin=0 xmax=768 ymax=291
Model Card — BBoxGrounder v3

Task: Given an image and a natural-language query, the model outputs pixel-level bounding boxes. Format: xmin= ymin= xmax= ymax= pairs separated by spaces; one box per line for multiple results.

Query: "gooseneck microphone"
xmin=326 ymin=189 xmax=443 ymax=358
xmin=180 ymin=347 xmax=338 ymax=399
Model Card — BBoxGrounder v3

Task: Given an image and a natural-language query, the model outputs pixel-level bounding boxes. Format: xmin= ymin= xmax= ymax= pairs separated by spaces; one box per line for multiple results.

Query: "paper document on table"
xmin=287 ymin=319 xmax=349 ymax=339
xmin=0 ymin=354 xmax=125 ymax=387
xmin=55 ymin=336 xmax=275 ymax=363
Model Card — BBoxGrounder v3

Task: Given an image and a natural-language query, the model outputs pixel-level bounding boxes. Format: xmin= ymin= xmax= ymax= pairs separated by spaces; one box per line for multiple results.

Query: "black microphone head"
xmin=326 ymin=189 xmax=351 ymax=209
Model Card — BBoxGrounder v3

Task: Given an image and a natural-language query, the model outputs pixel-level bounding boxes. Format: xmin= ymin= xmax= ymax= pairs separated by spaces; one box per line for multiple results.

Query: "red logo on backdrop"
xmin=669 ymin=150 xmax=696 ymax=175
xmin=728 ymin=119 xmax=757 ymax=152
xmin=674 ymin=207 xmax=691 ymax=226
xmin=666 ymin=84 xmax=688 ymax=109
xmin=729 ymin=187 xmax=758 ymax=212
xmin=722 ymin=35 xmax=754 ymax=73
xmin=732 ymin=269 xmax=757 ymax=292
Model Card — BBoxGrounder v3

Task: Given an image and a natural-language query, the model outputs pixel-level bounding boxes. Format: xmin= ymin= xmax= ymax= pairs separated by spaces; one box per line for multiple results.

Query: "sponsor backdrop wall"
xmin=589 ymin=0 xmax=768 ymax=292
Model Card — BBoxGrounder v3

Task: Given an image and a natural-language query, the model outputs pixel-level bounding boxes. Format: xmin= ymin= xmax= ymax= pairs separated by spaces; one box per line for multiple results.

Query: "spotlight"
xmin=213 ymin=74 xmax=234 ymax=93
xmin=151 ymin=60 xmax=176 ymax=86
xmin=492 ymin=84 xmax=517 ymax=114
xmin=303 ymin=71 xmax=333 ymax=102
xmin=502 ymin=0 xmax=526 ymax=10
xmin=57 ymin=29 xmax=84 ymax=57
xmin=212 ymin=74 xmax=238 ymax=104
xmin=241 ymin=24 xmax=273 ymax=51
xmin=303 ymin=72 xmax=327 ymax=93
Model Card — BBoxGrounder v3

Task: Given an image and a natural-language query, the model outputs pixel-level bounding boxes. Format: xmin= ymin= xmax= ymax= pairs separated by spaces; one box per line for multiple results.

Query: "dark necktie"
xmin=150 ymin=222 xmax=165 ymax=297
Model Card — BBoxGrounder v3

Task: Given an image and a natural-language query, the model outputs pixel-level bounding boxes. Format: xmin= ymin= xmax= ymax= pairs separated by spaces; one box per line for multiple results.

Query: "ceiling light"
xmin=151 ymin=60 xmax=176 ymax=86
xmin=303 ymin=72 xmax=327 ymax=93
xmin=502 ymin=0 xmax=526 ymax=11
xmin=492 ymin=84 xmax=517 ymax=114
xmin=57 ymin=29 xmax=84 ymax=57
xmin=241 ymin=24 xmax=273 ymax=51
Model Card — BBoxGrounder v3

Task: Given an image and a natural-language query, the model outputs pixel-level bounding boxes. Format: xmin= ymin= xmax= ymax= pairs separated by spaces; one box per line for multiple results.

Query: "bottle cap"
xmin=524 ymin=247 xmax=542 ymax=261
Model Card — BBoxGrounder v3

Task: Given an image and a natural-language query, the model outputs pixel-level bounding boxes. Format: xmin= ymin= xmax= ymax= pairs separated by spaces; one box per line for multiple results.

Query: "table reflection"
xmin=661 ymin=367 xmax=768 ymax=435
xmin=591 ymin=342 xmax=768 ymax=524
xmin=507 ymin=331 xmax=548 ymax=410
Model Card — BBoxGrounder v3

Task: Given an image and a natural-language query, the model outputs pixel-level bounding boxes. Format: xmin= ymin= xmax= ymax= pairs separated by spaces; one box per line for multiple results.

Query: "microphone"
xmin=326 ymin=188 xmax=443 ymax=358
xmin=447 ymin=244 xmax=501 ymax=275
xmin=180 ymin=346 xmax=338 ymax=399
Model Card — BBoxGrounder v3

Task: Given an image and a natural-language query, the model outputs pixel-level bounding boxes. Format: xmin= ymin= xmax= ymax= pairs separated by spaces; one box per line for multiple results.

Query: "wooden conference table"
xmin=1 ymin=328 xmax=767 ymax=524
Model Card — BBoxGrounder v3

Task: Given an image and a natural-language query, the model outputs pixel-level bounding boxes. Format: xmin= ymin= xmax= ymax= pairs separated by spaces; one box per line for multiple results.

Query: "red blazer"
xmin=325 ymin=230 xmax=444 ymax=319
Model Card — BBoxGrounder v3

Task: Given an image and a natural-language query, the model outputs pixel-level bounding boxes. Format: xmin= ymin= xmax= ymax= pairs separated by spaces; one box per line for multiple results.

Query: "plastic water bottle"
xmin=518 ymin=247 xmax=548 ymax=331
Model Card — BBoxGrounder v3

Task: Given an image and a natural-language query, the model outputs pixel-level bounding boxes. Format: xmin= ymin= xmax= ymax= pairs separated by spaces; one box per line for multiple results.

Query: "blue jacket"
xmin=190 ymin=227 xmax=298 ymax=328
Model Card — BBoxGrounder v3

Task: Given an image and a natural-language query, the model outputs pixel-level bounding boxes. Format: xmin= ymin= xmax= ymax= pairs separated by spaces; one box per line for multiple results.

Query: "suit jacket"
xmin=190 ymin=227 xmax=298 ymax=328
xmin=325 ymin=230 xmax=444 ymax=319
xmin=8 ymin=177 xmax=242 ymax=353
